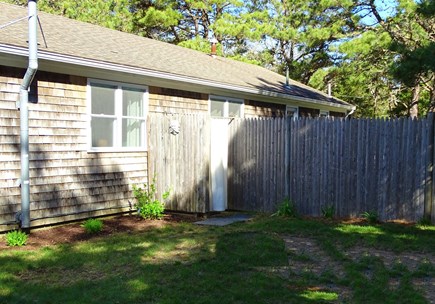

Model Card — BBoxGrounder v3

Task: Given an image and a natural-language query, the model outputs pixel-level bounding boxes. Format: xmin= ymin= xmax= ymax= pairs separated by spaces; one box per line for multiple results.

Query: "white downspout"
xmin=345 ymin=108 xmax=356 ymax=118
xmin=19 ymin=0 xmax=38 ymax=231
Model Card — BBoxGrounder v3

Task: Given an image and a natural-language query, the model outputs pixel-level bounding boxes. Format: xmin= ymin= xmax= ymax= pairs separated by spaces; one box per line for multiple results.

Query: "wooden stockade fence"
xmin=228 ymin=115 xmax=435 ymax=222
xmin=148 ymin=113 xmax=211 ymax=213
xmin=228 ymin=118 xmax=288 ymax=212
xmin=149 ymin=113 xmax=435 ymax=222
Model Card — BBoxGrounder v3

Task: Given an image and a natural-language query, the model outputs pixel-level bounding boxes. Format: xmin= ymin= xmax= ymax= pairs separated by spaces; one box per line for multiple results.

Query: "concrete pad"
xmin=194 ymin=214 xmax=252 ymax=226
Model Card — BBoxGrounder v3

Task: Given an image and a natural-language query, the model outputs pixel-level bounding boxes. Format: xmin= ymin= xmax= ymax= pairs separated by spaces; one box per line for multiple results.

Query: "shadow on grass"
xmin=248 ymin=216 xmax=435 ymax=304
xmin=0 ymin=223 xmax=321 ymax=304
xmin=0 ymin=217 xmax=434 ymax=304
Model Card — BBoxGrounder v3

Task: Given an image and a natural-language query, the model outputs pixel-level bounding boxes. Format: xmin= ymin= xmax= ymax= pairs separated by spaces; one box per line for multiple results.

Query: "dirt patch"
xmin=281 ymin=235 xmax=435 ymax=303
xmin=413 ymin=278 xmax=435 ymax=304
xmin=282 ymin=235 xmax=351 ymax=302
xmin=345 ymin=246 xmax=435 ymax=303
xmin=0 ymin=213 xmax=197 ymax=251
xmin=284 ymin=236 xmax=346 ymax=278
xmin=345 ymin=247 xmax=435 ymax=272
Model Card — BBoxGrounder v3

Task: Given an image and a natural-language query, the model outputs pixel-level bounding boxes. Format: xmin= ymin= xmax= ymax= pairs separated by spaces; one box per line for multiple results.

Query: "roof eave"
xmin=0 ymin=44 xmax=356 ymax=111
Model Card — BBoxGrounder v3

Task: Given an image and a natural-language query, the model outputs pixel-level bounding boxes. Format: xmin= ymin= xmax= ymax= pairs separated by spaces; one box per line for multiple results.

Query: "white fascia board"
xmin=0 ymin=44 xmax=356 ymax=112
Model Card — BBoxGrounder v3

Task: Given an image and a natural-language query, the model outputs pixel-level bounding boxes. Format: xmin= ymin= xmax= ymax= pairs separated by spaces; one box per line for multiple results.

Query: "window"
xmin=320 ymin=110 xmax=329 ymax=117
xmin=286 ymin=106 xmax=299 ymax=118
xmin=210 ymin=96 xmax=243 ymax=118
xmin=89 ymin=80 xmax=148 ymax=150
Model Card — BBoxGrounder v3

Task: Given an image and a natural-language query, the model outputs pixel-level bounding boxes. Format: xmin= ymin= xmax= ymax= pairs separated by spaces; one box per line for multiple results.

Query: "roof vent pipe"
xmin=327 ymin=81 xmax=332 ymax=97
xmin=19 ymin=0 xmax=38 ymax=231
xmin=285 ymin=67 xmax=290 ymax=87
xmin=210 ymin=38 xmax=218 ymax=58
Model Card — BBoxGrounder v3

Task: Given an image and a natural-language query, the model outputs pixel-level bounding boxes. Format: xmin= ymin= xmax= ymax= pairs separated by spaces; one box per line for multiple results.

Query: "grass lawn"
xmin=0 ymin=215 xmax=434 ymax=304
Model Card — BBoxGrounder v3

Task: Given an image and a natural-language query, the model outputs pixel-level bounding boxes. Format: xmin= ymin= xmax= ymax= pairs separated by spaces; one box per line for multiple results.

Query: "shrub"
xmin=138 ymin=200 xmax=165 ymax=219
xmin=82 ymin=218 xmax=104 ymax=234
xmin=321 ymin=205 xmax=335 ymax=219
xmin=6 ymin=230 xmax=28 ymax=246
xmin=133 ymin=177 xmax=170 ymax=220
xmin=273 ymin=198 xmax=297 ymax=218
xmin=361 ymin=210 xmax=379 ymax=224
xmin=417 ymin=215 xmax=432 ymax=227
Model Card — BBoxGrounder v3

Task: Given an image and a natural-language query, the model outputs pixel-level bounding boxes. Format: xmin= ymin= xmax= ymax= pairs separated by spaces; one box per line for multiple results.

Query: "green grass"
xmin=0 ymin=215 xmax=434 ymax=304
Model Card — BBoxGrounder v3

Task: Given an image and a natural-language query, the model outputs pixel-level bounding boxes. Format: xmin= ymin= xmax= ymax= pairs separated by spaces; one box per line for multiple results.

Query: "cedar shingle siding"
xmin=0 ymin=66 xmax=148 ymax=231
xmin=149 ymin=87 xmax=208 ymax=114
xmin=244 ymin=100 xmax=286 ymax=118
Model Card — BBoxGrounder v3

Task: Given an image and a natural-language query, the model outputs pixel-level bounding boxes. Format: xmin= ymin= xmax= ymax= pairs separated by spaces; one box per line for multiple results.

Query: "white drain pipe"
xmin=19 ymin=0 xmax=38 ymax=231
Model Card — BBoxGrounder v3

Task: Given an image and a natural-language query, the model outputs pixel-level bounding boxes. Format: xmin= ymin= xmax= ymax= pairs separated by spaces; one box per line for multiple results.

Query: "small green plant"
xmin=133 ymin=176 xmax=170 ymax=220
xmin=272 ymin=198 xmax=297 ymax=218
xmin=321 ymin=205 xmax=335 ymax=219
xmin=5 ymin=230 xmax=28 ymax=246
xmin=417 ymin=215 xmax=432 ymax=227
xmin=82 ymin=218 xmax=104 ymax=234
xmin=361 ymin=210 xmax=379 ymax=224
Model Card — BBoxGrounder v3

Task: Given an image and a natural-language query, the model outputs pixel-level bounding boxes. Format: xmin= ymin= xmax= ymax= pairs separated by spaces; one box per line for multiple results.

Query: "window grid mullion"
xmin=115 ymin=85 xmax=122 ymax=147
xmin=223 ymin=100 xmax=229 ymax=118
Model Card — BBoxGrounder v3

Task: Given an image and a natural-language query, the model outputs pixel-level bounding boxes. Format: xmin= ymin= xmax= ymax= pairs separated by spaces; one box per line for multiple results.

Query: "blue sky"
xmin=360 ymin=0 xmax=398 ymax=25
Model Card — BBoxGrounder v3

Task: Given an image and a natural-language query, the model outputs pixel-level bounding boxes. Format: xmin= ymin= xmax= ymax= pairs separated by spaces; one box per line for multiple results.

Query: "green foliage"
xmin=5 ymin=230 xmax=28 ymax=246
xmin=417 ymin=215 xmax=432 ymax=227
xmin=389 ymin=0 xmax=435 ymax=89
xmin=227 ymin=0 xmax=357 ymax=83
xmin=3 ymin=0 xmax=136 ymax=32
xmin=81 ymin=218 xmax=104 ymax=234
xmin=137 ymin=199 xmax=165 ymax=220
xmin=321 ymin=205 xmax=335 ymax=219
xmin=133 ymin=177 xmax=170 ymax=220
xmin=361 ymin=211 xmax=379 ymax=224
xmin=178 ymin=37 xmax=223 ymax=55
xmin=272 ymin=198 xmax=297 ymax=218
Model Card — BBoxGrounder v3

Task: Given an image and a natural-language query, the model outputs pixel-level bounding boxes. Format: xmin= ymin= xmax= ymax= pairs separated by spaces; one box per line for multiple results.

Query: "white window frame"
xmin=209 ymin=95 xmax=244 ymax=118
xmin=87 ymin=79 xmax=149 ymax=152
xmin=320 ymin=110 xmax=329 ymax=117
xmin=286 ymin=106 xmax=299 ymax=118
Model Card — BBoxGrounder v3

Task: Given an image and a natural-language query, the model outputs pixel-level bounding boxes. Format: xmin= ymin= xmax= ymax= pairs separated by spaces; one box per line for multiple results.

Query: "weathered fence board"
xmin=148 ymin=113 xmax=210 ymax=213
xmin=227 ymin=115 xmax=434 ymax=222
xmin=228 ymin=118 xmax=287 ymax=212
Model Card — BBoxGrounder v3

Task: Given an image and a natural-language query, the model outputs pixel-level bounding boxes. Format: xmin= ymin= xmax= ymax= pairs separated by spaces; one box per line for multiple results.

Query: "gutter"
xmin=0 ymin=45 xmax=355 ymax=112
xmin=18 ymin=0 xmax=38 ymax=231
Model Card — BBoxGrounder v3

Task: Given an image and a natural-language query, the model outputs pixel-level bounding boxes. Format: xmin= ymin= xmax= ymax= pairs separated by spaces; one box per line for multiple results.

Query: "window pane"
xmin=286 ymin=107 xmax=298 ymax=118
xmin=122 ymin=118 xmax=143 ymax=147
xmin=91 ymin=117 xmax=115 ymax=147
xmin=228 ymin=101 xmax=242 ymax=117
xmin=123 ymin=87 xmax=144 ymax=117
xmin=320 ymin=111 xmax=329 ymax=117
xmin=91 ymin=83 xmax=116 ymax=115
xmin=210 ymin=99 xmax=225 ymax=117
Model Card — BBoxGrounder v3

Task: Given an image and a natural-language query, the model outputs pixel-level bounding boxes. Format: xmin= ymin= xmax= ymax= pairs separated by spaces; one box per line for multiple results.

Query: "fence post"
xmin=427 ymin=112 xmax=435 ymax=223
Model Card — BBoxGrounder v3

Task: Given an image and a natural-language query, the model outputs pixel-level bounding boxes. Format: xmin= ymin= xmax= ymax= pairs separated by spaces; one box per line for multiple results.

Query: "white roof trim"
xmin=0 ymin=44 xmax=355 ymax=111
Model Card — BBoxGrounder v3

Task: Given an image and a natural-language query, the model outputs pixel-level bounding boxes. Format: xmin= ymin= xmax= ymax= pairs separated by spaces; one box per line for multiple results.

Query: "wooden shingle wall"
xmin=0 ymin=67 xmax=147 ymax=231
xmin=149 ymin=87 xmax=208 ymax=114
xmin=244 ymin=100 xmax=286 ymax=118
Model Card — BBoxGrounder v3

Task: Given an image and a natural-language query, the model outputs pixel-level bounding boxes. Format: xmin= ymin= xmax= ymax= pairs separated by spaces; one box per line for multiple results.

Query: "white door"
xmin=210 ymin=118 xmax=229 ymax=211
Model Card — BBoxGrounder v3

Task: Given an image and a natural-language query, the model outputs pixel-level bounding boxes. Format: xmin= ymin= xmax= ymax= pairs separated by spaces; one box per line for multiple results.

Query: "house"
xmin=0 ymin=2 xmax=355 ymax=231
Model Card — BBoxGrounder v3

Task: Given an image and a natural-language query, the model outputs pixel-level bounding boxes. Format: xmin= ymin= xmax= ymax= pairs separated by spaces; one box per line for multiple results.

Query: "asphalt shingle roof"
xmin=0 ymin=2 xmax=352 ymax=108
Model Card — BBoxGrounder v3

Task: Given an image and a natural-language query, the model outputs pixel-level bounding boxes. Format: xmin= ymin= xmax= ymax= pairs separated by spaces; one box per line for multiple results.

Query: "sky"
xmin=360 ymin=0 xmax=398 ymax=25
